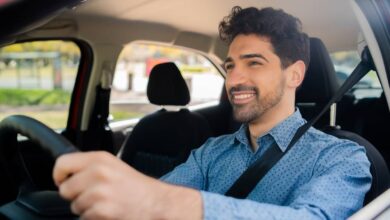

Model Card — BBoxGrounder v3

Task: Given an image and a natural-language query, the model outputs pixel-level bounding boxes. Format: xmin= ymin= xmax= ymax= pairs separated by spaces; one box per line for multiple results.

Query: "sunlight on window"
xmin=330 ymin=50 xmax=382 ymax=99
xmin=0 ymin=40 xmax=80 ymax=129
xmin=110 ymin=42 xmax=224 ymax=121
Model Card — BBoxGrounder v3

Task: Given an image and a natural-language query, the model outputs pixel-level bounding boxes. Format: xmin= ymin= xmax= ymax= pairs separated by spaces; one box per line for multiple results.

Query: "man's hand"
xmin=53 ymin=151 xmax=202 ymax=220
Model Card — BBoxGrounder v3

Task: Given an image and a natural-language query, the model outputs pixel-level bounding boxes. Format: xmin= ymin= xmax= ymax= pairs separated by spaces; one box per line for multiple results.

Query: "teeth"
xmin=234 ymin=94 xmax=254 ymax=100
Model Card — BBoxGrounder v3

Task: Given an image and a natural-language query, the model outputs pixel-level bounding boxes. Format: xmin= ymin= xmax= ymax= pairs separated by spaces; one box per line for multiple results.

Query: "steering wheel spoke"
xmin=0 ymin=115 xmax=79 ymax=219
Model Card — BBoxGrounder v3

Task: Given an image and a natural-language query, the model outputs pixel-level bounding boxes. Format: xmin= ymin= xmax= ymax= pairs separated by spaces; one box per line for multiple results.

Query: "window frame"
xmin=0 ymin=38 xmax=93 ymax=136
xmin=109 ymin=41 xmax=226 ymax=122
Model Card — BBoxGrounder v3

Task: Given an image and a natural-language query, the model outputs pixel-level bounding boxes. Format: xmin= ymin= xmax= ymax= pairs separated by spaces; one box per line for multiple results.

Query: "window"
xmin=330 ymin=50 xmax=382 ymax=99
xmin=110 ymin=42 xmax=224 ymax=121
xmin=0 ymin=40 xmax=81 ymax=129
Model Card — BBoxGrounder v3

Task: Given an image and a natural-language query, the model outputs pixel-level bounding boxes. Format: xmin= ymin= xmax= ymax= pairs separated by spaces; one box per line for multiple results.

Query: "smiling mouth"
xmin=229 ymin=86 xmax=258 ymax=105
xmin=231 ymin=92 xmax=256 ymax=105
xmin=234 ymin=93 xmax=255 ymax=99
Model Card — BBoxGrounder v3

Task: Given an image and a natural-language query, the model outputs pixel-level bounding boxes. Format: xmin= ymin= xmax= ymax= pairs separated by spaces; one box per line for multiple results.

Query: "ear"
xmin=286 ymin=60 xmax=306 ymax=89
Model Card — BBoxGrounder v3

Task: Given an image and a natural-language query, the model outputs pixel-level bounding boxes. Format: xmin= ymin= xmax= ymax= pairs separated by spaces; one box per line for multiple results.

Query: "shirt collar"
xmin=233 ymin=109 xmax=306 ymax=152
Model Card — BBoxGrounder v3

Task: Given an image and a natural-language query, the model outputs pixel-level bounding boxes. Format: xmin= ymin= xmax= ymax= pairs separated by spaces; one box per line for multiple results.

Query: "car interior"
xmin=119 ymin=62 xmax=212 ymax=177
xmin=0 ymin=0 xmax=390 ymax=219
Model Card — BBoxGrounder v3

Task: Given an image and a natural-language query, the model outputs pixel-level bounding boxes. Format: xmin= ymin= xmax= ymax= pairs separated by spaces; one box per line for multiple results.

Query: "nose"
xmin=225 ymin=64 xmax=247 ymax=88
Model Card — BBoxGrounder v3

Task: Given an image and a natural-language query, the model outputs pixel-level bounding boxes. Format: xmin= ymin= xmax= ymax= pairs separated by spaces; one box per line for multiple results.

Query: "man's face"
xmin=224 ymin=34 xmax=287 ymax=123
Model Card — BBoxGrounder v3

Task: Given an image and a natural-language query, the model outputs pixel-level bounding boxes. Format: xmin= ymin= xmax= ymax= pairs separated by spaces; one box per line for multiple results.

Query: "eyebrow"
xmin=224 ymin=53 xmax=269 ymax=64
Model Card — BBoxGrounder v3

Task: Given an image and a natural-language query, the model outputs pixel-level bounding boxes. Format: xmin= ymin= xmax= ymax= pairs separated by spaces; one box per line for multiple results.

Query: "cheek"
xmin=254 ymin=73 xmax=282 ymax=97
xmin=252 ymin=75 xmax=268 ymax=93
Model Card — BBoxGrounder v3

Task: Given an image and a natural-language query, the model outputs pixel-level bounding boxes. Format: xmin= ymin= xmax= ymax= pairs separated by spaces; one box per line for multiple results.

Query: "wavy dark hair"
xmin=219 ymin=6 xmax=310 ymax=69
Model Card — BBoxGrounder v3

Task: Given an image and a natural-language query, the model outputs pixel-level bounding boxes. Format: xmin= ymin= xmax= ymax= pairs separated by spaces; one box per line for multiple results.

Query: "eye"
xmin=224 ymin=63 xmax=234 ymax=71
xmin=248 ymin=60 xmax=262 ymax=66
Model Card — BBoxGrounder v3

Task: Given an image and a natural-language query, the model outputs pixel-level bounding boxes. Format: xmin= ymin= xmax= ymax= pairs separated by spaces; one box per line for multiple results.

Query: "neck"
xmin=249 ymin=132 xmax=259 ymax=152
xmin=248 ymin=100 xmax=295 ymax=148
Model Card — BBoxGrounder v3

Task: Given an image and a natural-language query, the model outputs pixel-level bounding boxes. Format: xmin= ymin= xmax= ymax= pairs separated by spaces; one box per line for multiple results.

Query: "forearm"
xmin=153 ymin=185 xmax=325 ymax=220
xmin=154 ymin=182 xmax=203 ymax=220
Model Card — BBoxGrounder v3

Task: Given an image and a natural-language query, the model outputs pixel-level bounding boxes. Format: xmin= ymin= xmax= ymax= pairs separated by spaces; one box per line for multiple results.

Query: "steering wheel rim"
xmin=0 ymin=115 xmax=78 ymax=159
xmin=0 ymin=115 xmax=79 ymax=191
xmin=0 ymin=115 xmax=79 ymax=218
xmin=0 ymin=115 xmax=79 ymax=198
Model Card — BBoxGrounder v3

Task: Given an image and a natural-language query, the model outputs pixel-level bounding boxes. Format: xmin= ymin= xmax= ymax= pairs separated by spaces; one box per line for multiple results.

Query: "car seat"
xmin=297 ymin=37 xmax=390 ymax=204
xmin=296 ymin=38 xmax=340 ymax=128
xmin=350 ymin=92 xmax=390 ymax=169
xmin=119 ymin=62 xmax=212 ymax=177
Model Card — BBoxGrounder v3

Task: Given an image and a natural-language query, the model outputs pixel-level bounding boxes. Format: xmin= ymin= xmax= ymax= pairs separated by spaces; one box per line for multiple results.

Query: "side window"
xmin=330 ymin=50 xmax=382 ymax=99
xmin=110 ymin=42 xmax=224 ymax=121
xmin=0 ymin=40 xmax=80 ymax=129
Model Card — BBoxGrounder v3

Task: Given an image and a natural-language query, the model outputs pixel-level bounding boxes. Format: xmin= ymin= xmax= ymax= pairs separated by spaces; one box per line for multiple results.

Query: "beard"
xmin=229 ymin=80 xmax=285 ymax=123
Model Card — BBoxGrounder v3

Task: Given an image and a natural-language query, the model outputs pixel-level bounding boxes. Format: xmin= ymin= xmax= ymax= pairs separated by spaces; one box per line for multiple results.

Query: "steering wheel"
xmin=0 ymin=115 xmax=79 ymax=219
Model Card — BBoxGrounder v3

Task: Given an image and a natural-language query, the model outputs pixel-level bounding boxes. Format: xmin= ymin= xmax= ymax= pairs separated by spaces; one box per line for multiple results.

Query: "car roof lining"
xmin=71 ymin=0 xmax=360 ymax=52
xmin=15 ymin=0 xmax=362 ymax=57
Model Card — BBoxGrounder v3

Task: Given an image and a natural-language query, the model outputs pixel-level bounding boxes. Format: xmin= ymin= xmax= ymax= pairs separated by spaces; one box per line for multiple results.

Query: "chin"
xmin=233 ymin=108 xmax=260 ymax=123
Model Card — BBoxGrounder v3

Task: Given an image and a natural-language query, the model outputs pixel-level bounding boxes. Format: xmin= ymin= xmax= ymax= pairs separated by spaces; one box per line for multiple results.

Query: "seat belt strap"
xmin=225 ymin=47 xmax=373 ymax=199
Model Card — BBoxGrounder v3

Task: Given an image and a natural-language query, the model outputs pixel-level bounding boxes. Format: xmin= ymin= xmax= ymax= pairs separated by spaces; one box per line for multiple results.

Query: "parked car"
xmin=0 ymin=0 xmax=389 ymax=219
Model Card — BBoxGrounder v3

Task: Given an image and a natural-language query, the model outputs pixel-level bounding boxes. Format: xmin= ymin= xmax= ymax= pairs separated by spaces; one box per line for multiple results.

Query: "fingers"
xmin=79 ymin=202 xmax=116 ymax=220
xmin=52 ymin=151 xmax=150 ymax=219
xmin=71 ymin=185 xmax=109 ymax=215
xmin=58 ymin=163 xmax=111 ymax=200
xmin=54 ymin=151 xmax=130 ymax=202
xmin=53 ymin=151 xmax=113 ymax=187
xmin=72 ymin=185 xmax=127 ymax=220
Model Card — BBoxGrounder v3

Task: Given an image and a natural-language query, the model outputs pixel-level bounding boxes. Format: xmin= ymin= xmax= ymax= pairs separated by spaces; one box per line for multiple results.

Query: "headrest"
xmin=147 ymin=62 xmax=190 ymax=106
xmin=296 ymin=38 xmax=340 ymax=103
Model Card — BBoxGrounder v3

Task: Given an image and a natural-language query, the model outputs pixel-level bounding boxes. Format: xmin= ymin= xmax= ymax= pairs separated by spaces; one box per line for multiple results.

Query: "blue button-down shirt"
xmin=161 ymin=110 xmax=372 ymax=219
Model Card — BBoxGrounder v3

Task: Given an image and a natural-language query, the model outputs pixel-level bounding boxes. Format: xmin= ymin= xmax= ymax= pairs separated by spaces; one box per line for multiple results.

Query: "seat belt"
xmin=225 ymin=47 xmax=374 ymax=199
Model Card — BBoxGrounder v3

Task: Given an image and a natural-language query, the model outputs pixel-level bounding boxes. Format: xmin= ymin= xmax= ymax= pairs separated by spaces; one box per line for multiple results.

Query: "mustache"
xmin=229 ymin=85 xmax=259 ymax=96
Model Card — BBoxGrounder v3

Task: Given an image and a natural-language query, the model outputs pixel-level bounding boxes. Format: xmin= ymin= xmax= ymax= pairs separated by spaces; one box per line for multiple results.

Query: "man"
xmin=53 ymin=6 xmax=372 ymax=219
